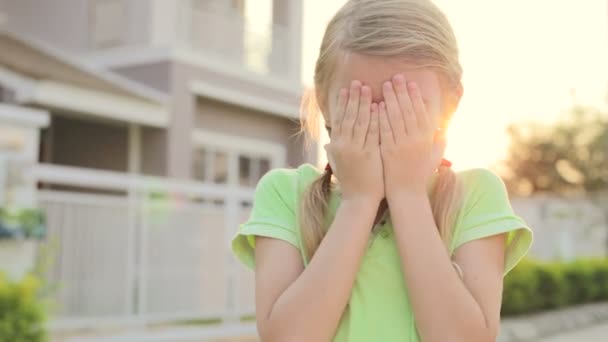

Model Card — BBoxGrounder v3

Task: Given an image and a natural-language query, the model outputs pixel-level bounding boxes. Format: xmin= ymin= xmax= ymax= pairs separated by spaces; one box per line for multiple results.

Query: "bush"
xmin=501 ymin=260 xmax=541 ymax=315
xmin=588 ymin=259 xmax=608 ymax=301
xmin=563 ymin=260 xmax=600 ymax=304
xmin=502 ymin=258 xmax=608 ymax=317
xmin=535 ymin=262 xmax=568 ymax=310
xmin=0 ymin=273 xmax=47 ymax=342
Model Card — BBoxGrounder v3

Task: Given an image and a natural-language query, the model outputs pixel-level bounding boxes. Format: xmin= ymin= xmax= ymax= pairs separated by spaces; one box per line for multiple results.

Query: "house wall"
xmin=195 ymin=97 xmax=308 ymax=168
xmin=141 ymin=126 xmax=167 ymax=176
xmin=48 ymin=115 xmax=128 ymax=171
xmin=5 ymin=0 xmax=90 ymax=52
xmin=5 ymin=0 xmax=154 ymax=53
xmin=0 ymin=0 xmax=6 ymax=17
xmin=164 ymin=61 xmax=308 ymax=179
xmin=113 ymin=62 xmax=172 ymax=93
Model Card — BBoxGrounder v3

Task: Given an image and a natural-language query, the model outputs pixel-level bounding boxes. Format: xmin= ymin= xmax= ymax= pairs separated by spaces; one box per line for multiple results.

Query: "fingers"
xmin=382 ymin=81 xmax=406 ymax=141
xmin=340 ymin=80 xmax=362 ymax=138
xmin=407 ymin=81 xmax=430 ymax=132
xmin=392 ymin=74 xmax=417 ymax=133
xmin=330 ymin=88 xmax=348 ymax=139
xmin=365 ymin=102 xmax=379 ymax=148
xmin=353 ymin=85 xmax=372 ymax=147
xmin=378 ymin=102 xmax=395 ymax=145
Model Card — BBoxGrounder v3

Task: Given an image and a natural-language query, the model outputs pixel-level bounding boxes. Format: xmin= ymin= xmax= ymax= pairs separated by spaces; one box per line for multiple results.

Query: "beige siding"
xmin=5 ymin=0 xmax=153 ymax=53
xmin=141 ymin=127 xmax=168 ymax=176
xmin=195 ymin=97 xmax=309 ymax=167
xmin=164 ymin=62 xmax=309 ymax=178
xmin=196 ymin=97 xmax=292 ymax=144
xmin=185 ymin=64 xmax=301 ymax=117
xmin=113 ymin=62 xmax=172 ymax=93
xmin=5 ymin=0 xmax=90 ymax=52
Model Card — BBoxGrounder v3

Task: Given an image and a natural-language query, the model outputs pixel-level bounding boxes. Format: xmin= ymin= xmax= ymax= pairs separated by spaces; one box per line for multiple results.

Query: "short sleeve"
xmin=231 ymin=168 xmax=300 ymax=269
xmin=451 ymin=169 xmax=533 ymax=276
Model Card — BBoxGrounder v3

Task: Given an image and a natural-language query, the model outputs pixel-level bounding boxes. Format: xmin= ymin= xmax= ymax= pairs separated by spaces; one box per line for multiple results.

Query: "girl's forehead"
xmin=333 ymin=53 xmax=441 ymax=102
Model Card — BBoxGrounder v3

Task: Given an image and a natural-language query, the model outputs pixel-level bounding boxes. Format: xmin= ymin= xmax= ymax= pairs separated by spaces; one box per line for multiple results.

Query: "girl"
xmin=232 ymin=0 xmax=533 ymax=341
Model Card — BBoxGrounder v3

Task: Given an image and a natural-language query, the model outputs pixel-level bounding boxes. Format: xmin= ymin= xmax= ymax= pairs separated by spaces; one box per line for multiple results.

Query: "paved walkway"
xmin=536 ymin=322 xmax=608 ymax=342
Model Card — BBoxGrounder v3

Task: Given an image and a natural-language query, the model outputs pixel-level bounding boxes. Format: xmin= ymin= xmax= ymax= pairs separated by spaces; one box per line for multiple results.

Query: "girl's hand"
xmin=379 ymin=74 xmax=446 ymax=197
xmin=325 ymin=80 xmax=384 ymax=204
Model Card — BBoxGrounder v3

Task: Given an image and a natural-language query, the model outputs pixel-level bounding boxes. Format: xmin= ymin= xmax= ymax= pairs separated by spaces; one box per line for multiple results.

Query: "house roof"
xmin=0 ymin=29 xmax=169 ymax=104
xmin=0 ymin=29 xmax=170 ymax=127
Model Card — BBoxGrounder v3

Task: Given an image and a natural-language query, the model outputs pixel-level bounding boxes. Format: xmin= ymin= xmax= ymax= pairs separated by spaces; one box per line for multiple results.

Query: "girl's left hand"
xmin=379 ymin=74 xmax=446 ymax=197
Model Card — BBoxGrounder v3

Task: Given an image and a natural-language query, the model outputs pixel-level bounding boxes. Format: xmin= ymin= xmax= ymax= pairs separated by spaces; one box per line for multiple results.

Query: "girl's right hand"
xmin=325 ymin=80 xmax=384 ymax=204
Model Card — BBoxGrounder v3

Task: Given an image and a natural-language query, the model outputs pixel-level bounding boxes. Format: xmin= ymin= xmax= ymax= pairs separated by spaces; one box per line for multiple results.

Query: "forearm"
xmin=264 ymin=198 xmax=377 ymax=342
xmin=389 ymin=192 xmax=491 ymax=342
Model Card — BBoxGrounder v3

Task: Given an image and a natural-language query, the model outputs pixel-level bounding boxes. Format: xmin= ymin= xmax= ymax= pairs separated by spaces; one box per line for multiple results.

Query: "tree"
xmin=502 ymin=104 xmax=608 ymax=251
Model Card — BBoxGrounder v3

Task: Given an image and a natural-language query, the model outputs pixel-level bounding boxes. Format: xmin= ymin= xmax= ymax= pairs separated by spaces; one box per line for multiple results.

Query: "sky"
xmin=302 ymin=0 xmax=608 ymax=171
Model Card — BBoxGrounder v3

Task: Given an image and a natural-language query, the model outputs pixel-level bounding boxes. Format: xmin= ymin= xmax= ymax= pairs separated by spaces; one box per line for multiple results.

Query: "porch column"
xmin=167 ymin=64 xmax=195 ymax=179
xmin=128 ymin=124 xmax=141 ymax=174
xmin=271 ymin=0 xmax=302 ymax=84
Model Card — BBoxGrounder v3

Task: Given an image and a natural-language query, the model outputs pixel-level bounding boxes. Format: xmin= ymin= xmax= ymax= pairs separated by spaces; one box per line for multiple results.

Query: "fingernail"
xmin=371 ymin=102 xmax=378 ymax=111
xmin=383 ymin=81 xmax=392 ymax=91
xmin=351 ymin=80 xmax=361 ymax=89
xmin=393 ymin=74 xmax=405 ymax=85
xmin=407 ymin=81 xmax=417 ymax=90
xmin=361 ymin=85 xmax=371 ymax=96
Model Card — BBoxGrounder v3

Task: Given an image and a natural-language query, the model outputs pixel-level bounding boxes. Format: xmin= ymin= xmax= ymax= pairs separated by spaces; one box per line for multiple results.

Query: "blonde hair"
xmin=299 ymin=0 xmax=463 ymax=260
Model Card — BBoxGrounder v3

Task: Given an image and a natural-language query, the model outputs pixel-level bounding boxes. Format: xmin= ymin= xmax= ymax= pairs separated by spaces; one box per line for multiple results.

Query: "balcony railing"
xmin=90 ymin=0 xmax=293 ymax=81
xmin=177 ymin=1 xmax=290 ymax=79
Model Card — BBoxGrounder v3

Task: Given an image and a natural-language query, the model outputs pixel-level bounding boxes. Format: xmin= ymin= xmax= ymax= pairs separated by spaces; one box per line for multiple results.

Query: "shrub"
xmin=502 ymin=258 xmax=608 ymax=317
xmin=0 ymin=273 xmax=47 ymax=342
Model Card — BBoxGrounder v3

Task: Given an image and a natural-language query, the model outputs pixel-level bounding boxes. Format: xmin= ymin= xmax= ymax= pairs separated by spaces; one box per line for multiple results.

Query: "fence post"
xmin=137 ymin=189 xmax=149 ymax=322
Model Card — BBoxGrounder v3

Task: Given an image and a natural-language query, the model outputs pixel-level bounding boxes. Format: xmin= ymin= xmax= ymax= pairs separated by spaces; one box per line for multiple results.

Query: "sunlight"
xmin=304 ymin=0 xmax=608 ymax=170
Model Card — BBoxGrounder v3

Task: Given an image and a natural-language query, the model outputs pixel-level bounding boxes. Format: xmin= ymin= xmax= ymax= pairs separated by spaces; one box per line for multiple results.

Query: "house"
xmin=0 ymin=29 xmax=170 ymax=176
xmin=2 ymin=0 xmax=312 ymax=182
xmin=0 ymin=0 xmax=309 ymax=334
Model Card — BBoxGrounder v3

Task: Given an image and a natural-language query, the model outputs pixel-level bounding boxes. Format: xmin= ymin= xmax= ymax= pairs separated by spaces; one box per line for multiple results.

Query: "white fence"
xmin=32 ymin=164 xmax=256 ymax=329
xmin=31 ymin=163 xmax=608 ymax=330
xmin=512 ymin=195 xmax=608 ymax=261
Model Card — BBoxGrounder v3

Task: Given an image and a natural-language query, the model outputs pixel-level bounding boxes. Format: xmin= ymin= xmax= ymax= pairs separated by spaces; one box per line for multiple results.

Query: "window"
xmin=232 ymin=0 xmax=245 ymax=15
xmin=259 ymin=158 xmax=270 ymax=177
xmin=192 ymin=148 xmax=207 ymax=181
xmin=238 ymin=155 xmax=251 ymax=186
xmin=213 ymin=151 xmax=228 ymax=184
xmin=238 ymin=155 xmax=271 ymax=187
xmin=192 ymin=131 xmax=284 ymax=188
xmin=192 ymin=148 xmax=228 ymax=184
xmin=193 ymin=149 xmax=274 ymax=187
xmin=0 ymin=85 xmax=16 ymax=103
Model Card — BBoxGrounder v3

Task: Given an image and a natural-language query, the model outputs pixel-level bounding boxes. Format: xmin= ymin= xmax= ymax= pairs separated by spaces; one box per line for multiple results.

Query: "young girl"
xmin=232 ymin=0 xmax=533 ymax=341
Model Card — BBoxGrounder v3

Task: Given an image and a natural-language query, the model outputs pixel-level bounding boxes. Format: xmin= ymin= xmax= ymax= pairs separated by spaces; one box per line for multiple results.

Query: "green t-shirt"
xmin=232 ymin=164 xmax=533 ymax=342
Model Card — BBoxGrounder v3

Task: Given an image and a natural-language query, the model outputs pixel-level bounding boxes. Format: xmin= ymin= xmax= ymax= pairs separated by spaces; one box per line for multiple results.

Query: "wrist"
xmin=340 ymin=195 xmax=382 ymax=209
xmin=386 ymin=188 xmax=428 ymax=204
